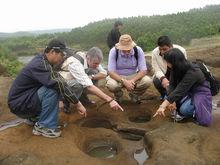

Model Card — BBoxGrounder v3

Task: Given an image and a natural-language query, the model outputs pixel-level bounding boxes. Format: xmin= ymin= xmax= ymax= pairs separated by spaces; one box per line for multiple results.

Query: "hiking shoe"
xmin=129 ymin=93 xmax=141 ymax=104
xmin=32 ymin=123 xmax=61 ymax=138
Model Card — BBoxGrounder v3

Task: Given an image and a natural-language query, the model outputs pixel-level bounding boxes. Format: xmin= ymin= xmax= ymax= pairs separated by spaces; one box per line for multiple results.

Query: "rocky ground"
xmin=0 ymin=36 xmax=220 ymax=165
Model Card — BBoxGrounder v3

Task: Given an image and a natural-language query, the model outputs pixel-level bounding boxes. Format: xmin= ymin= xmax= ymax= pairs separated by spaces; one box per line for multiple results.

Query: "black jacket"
xmin=107 ymin=28 xmax=121 ymax=49
xmin=8 ymin=54 xmax=78 ymax=117
xmin=167 ymin=64 xmax=206 ymax=103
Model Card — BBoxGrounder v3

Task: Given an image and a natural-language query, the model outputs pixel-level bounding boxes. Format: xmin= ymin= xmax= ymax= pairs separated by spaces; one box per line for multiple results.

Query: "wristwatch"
xmin=120 ymin=78 xmax=125 ymax=83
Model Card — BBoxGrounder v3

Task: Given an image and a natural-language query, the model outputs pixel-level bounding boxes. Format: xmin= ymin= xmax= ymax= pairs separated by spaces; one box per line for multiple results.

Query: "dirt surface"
xmin=0 ymin=37 xmax=220 ymax=165
xmin=187 ymin=36 xmax=220 ymax=81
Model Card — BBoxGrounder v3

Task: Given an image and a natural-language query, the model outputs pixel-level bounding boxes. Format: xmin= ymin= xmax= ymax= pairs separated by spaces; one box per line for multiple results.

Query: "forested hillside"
xmin=63 ymin=4 xmax=220 ymax=53
xmin=0 ymin=45 xmax=23 ymax=76
xmin=0 ymin=4 xmax=220 ymax=57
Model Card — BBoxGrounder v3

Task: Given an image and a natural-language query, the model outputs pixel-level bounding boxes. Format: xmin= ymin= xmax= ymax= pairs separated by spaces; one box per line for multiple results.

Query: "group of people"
xmin=7 ymin=22 xmax=213 ymax=138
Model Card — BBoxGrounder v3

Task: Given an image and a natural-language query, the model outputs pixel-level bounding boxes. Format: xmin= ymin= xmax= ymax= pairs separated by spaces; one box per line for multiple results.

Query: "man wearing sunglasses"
xmin=8 ymin=39 xmax=86 ymax=138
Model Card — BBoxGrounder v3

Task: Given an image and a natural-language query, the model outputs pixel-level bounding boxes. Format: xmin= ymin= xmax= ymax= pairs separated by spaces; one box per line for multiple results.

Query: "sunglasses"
xmin=51 ymin=46 xmax=67 ymax=57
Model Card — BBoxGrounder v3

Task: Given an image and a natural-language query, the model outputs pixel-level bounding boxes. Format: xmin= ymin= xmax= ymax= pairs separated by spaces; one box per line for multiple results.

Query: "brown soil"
xmin=0 ymin=38 xmax=220 ymax=165
xmin=0 ymin=64 xmax=8 ymax=77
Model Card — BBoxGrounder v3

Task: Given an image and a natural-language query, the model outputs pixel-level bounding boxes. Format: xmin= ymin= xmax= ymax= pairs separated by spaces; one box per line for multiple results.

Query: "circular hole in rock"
xmin=129 ymin=114 xmax=151 ymax=123
xmin=77 ymin=118 xmax=114 ymax=129
xmin=117 ymin=128 xmax=146 ymax=141
xmin=84 ymin=139 xmax=119 ymax=158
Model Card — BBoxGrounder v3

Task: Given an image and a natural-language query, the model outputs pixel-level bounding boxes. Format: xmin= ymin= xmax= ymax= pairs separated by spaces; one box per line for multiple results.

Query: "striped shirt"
xmin=59 ymin=56 xmax=93 ymax=88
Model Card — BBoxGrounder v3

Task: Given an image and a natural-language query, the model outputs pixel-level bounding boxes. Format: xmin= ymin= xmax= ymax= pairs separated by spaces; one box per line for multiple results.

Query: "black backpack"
xmin=54 ymin=49 xmax=84 ymax=71
xmin=194 ymin=61 xmax=220 ymax=96
xmin=115 ymin=46 xmax=138 ymax=64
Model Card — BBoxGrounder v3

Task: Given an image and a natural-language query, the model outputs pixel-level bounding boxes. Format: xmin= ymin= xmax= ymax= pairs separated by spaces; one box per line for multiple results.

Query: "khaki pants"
xmin=106 ymin=74 xmax=152 ymax=99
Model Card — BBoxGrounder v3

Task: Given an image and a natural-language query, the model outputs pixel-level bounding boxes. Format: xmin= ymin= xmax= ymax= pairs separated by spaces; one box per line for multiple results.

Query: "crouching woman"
xmin=153 ymin=48 xmax=212 ymax=126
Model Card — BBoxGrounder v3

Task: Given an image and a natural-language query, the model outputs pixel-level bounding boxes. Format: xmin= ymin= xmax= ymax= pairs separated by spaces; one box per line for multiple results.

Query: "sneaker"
xmin=24 ymin=119 xmax=35 ymax=126
xmin=171 ymin=111 xmax=185 ymax=122
xmin=32 ymin=123 xmax=61 ymax=138
xmin=129 ymin=93 xmax=141 ymax=104
xmin=160 ymin=95 xmax=167 ymax=101
xmin=170 ymin=110 xmax=176 ymax=117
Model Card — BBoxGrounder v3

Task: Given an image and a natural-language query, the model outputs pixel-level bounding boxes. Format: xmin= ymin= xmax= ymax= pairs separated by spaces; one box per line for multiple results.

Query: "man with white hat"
xmin=106 ymin=34 xmax=152 ymax=103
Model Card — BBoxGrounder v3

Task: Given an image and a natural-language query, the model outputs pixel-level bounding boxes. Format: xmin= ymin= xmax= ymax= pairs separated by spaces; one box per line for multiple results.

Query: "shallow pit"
xmin=129 ymin=113 xmax=151 ymax=123
xmin=84 ymin=139 xmax=120 ymax=159
xmin=76 ymin=117 xmax=114 ymax=129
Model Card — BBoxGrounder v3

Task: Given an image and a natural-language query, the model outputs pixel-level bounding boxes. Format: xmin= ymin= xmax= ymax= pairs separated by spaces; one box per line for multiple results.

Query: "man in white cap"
xmin=106 ymin=34 xmax=152 ymax=103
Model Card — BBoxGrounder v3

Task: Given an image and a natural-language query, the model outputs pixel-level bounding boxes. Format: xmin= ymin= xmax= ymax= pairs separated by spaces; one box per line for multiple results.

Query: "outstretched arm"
xmin=153 ymin=99 xmax=171 ymax=117
xmin=86 ymin=85 xmax=124 ymax=111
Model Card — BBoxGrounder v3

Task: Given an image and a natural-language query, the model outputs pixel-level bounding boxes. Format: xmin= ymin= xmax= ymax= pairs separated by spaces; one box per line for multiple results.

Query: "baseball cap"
xmin=47 ymin=39 xmax=68 ymax=56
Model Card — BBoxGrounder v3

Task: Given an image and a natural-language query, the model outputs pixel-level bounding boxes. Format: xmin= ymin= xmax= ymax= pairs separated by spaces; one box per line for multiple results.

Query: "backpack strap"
xmin=55 ymin=49 xmax=84 ymax=71
xmin=133 ymin=46 xmax=138 ymax=64
xmin=71 ymin=51 xmax=84 ymax=65
xmin=115 ymin=47 xmax=119 ymax=62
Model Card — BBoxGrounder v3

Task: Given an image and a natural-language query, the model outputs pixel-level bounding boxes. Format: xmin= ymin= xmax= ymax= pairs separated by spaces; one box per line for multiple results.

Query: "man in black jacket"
xmin=107 ymin=20 xmax=123 ymax=49
xmin=8 ymin=39 xmax=86 ymax=138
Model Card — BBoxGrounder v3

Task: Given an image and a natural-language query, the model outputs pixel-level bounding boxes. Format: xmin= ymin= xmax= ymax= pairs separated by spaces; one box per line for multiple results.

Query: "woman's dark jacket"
xmin=167 ymin=64 xmax=206 ymax=103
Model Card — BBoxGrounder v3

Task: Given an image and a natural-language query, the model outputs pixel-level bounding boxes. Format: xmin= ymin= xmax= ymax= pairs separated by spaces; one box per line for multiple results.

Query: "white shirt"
xmin=59 ymin=56 xmax=93 ymax=88
xmin=152 ymin=44 xmax=187 ymax=79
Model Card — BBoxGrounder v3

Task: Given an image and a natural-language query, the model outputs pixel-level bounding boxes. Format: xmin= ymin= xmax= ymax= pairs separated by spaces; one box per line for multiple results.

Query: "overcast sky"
xmin=1 ymin=0 xmax=219 ymax=33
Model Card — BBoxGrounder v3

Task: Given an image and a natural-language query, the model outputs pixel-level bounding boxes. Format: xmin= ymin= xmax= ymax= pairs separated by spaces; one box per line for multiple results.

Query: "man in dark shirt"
xmin=8 ymin=39 xmax=86 ymax=138
xmin=107 ymin=20 xmax=123 ymax=49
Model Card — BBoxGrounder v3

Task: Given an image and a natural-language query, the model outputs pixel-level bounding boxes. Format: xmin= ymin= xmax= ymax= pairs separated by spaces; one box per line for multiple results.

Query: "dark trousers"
xmin=153 ymin=76 xmax=167 ymax=97
xmin=79 ymin=68 xmax=99 ymax=103
xmin=64 ymin=68 xmax=99 ymax=109
xmin=63 ymin=80 xmax=84 ymax=112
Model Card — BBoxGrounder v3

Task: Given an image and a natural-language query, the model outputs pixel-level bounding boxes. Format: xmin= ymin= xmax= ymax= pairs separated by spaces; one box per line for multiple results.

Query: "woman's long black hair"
xmin=164 ymin=48 xmax=192 ymax=86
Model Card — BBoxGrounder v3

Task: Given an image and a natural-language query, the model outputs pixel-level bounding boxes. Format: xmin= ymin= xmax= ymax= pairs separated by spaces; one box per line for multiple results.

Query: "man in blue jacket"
xmin=8 ymin=39 xmax=86 ymax=138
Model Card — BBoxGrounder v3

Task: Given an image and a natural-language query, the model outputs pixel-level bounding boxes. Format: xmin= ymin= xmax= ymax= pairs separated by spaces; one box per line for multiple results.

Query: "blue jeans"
xmin=179 ymin=98 xmax=195 ymax=118
xmin=37 ymin=86 xmax=59 ymax=129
